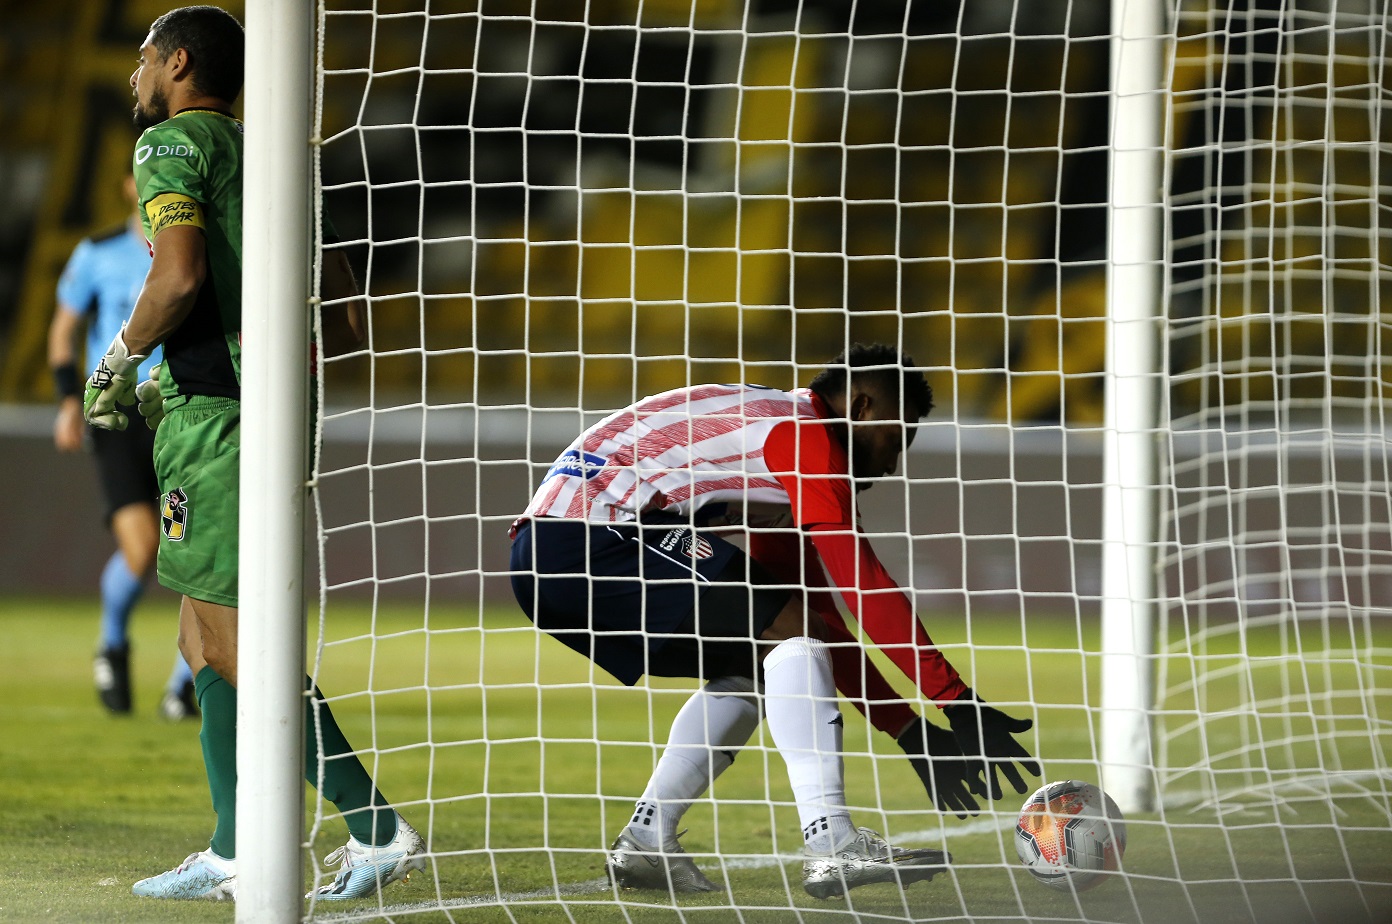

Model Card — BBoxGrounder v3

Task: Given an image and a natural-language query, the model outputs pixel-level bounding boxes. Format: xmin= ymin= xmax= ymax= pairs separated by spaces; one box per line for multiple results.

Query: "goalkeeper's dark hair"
xmin=809 ymin=342 xmax=934 ymax=419
xmin=150 ymin=6 xmax=245 ymax=103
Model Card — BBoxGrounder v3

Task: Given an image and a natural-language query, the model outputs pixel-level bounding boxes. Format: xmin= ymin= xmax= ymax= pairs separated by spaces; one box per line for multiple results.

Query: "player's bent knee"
xmin=201 ymin=645 xmax=237 ymax=686
xmin=177 ymin=629 xmax=199 ymax=672
xmin=177 ymin=599 xmax=206 ymax=675
xmin=758 ymin=601 xmax=827 ymax=644
xmin=762 ymin=603 xmax=824 ymax=645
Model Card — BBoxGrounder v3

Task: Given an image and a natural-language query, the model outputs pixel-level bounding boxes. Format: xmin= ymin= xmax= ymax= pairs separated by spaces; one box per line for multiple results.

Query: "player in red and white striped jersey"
xmin=510 ymin=343 xmax=1039 ymax=896
xmin=517 ymin=382 xmax=814 ymax=527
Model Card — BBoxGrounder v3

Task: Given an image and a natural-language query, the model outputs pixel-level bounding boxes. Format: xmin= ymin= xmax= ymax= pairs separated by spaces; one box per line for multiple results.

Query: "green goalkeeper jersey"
xmin=133 ymin=107 xmax=244 ymax=400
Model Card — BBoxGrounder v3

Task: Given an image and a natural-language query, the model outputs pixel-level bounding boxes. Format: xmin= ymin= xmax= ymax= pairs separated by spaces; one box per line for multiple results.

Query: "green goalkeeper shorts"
xmin=153 ymin=395 xmax=241 ymax=607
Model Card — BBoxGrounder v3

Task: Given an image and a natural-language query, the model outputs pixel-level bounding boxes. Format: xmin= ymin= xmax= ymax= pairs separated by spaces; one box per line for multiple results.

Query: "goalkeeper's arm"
xmin=122 ymin=224 xmax=206 ymax=356
xmin=85 ymin=224 xmax=203 ymax=429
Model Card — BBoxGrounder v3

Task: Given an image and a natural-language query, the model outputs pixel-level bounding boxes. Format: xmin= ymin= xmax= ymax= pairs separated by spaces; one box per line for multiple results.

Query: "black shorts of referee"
xmin=509 ymin=513 xmax=794 ymax=686
xmin=90 ymin=419 xmax=159 ymax=525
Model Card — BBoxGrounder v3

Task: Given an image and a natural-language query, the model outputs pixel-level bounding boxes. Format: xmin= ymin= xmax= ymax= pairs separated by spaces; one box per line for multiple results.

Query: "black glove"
xmin=896 ymin=717 xmax=983 ymax=818
xmin=942 ymin=690 xmax=1042 ymax=800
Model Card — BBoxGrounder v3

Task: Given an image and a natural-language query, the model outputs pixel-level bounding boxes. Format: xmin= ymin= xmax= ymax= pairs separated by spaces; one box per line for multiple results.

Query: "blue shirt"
xmin=56 ymin=221 xmax=161 ymax=377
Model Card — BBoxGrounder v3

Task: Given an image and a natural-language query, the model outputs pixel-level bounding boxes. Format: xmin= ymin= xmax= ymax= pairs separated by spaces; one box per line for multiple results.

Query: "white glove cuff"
xmin=103 ymin=327 xmax=148 ymax=376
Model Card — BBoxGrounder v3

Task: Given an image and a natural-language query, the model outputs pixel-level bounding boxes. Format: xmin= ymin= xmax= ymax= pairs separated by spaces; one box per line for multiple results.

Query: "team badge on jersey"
xmin=161 ymin=487 xmax=189 ymax=541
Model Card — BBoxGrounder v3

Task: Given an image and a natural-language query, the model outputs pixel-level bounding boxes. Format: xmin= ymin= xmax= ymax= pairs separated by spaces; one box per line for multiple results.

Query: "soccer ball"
xmin=1014 ymin=780 xmax=1126 ymax=891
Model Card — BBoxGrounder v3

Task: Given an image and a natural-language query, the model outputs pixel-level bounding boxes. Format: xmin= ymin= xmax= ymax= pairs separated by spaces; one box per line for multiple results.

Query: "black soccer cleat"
xmin=94 ymin=644 xmax=132 ymax=714
xmin=160 ymin=678 xmax=199 ymax=721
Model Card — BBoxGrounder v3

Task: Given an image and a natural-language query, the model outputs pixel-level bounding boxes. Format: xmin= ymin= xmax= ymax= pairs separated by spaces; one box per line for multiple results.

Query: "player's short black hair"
xmin=149 ymin=6 xmax=245 ymax=104
xmin=808 ymin=342 xmax=934 ymax=419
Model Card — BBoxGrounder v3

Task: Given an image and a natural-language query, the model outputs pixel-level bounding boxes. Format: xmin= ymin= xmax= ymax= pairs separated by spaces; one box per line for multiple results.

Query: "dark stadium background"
xmin=1 ymin=0 xmax=1368 ymax=618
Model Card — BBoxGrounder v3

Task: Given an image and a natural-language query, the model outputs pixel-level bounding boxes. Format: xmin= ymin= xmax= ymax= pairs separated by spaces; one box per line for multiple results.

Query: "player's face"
xmin=131 ymin=35 xmax=171 ymax=129
xmin=847 ymin=394 xmax=916 ymax=492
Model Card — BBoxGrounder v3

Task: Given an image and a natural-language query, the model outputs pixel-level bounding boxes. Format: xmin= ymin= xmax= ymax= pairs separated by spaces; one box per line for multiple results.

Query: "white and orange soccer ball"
xmin=1014 ymin=780 xmax=1127 ymax=891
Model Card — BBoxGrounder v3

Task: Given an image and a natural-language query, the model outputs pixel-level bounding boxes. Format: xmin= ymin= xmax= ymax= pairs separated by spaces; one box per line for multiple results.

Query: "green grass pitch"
xmin=3 ymin=595 xmax=1389 ymax=923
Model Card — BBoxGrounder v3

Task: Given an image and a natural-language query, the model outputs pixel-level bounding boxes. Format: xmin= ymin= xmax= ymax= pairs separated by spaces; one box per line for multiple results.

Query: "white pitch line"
xmin=709 ymin=814 xmax=1019 ymax=872
xmin=309 ymin=817 xmax=1021 ymax=919
xmin=311 ymin=877 xmax=611 ymax=921
xmin=312 ymin=790 xmax=1280 ymax=919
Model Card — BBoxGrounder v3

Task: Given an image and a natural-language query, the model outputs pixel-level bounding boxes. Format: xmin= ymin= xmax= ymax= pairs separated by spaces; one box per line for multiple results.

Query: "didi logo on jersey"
xmin=135 ymin=143 xmax=197 ymax=164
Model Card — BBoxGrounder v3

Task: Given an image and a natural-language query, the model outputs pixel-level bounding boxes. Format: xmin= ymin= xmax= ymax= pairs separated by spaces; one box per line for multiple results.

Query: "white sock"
xmin=627 ymin=675 xmax=760 ymax=852
xmin=762 ymin=636 xmax=855 ymax=854
xmin=200 ymin=848 xmax=236 ymax=872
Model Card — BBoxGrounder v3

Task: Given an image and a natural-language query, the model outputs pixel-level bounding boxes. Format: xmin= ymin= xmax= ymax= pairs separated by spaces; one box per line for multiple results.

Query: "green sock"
xmin=195 ymin=666 xmax=238 ymax=859
xmin=304 ymin=680 xmax=397 ymax=846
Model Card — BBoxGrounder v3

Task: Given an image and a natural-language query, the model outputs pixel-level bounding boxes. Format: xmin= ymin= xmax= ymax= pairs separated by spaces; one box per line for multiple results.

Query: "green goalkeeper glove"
xmin=135 ymin=363 xmax=165 ymax=431
xmin=82 ymin=327 xmax=148 ymax=431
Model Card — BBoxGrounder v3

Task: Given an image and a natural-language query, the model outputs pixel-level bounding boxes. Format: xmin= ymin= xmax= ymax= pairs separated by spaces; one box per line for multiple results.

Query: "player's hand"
xmin=82 ymin=327 xmax=147 ymax=431
xmin=942 ymin=690 xmax=1042 ymax=800
xmin=135 ymin=363 xmax=165 ymax=431
xmin=54 ymin=396 xmax=86 ymax=452
xmin=896 ymin=716 xmax=983 ymax=818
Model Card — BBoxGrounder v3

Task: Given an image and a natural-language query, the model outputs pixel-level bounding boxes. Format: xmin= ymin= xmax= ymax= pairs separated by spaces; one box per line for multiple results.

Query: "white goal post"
xmin=238 ymin=1 xmax=313 ymax=920
xmin=235 ymin=1 xmax=1391 ymax=921
xmin=1101 ymin=0 xmax=1165 ymax=816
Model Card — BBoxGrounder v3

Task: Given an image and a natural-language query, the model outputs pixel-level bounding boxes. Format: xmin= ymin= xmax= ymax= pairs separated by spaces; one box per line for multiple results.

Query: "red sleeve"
xmin=760 ymin=417 xmax=967 ymax=704
xmin=822 ymin=608 xmax=922 ymax=736
xmin=763 ymin=419 xmax=853 ymax=528
xmin=747 ymin=530 xmax=925 ymax=735
xmin=809 ymin=526 xmax=968 ymax=704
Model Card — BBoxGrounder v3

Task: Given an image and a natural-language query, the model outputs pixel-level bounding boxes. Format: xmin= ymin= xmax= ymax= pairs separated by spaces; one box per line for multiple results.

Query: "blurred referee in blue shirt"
xmin=48 ymin=166 xmax=196 ymax=720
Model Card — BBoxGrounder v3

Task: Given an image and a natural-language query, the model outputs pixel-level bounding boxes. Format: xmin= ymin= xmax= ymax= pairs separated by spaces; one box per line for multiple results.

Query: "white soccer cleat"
xmin=802 ymin=827 xmax=950 ymax=900
xmin=607 ymin=829 xmax=721 ymax=893
xmin=309 ymin=813 xmax=427 ymax=901
xmin=131 ymin=849 xmax=237 ymax=901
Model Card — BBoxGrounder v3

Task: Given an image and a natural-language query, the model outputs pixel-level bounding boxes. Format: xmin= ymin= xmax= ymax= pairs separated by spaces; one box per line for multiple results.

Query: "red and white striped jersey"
xmin=514 ymin=380 xmax=970 ymax=702
xmin=519 ymin=383 xmax=832 ymax=529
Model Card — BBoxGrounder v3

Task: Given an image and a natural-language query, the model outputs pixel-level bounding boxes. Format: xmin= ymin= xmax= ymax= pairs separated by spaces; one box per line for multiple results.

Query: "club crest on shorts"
xmin=161 ymin=487 xmax=189 ymax=541
xmin=657 ymin=528 xmax=714 ymax=560
xmin=683 ymin=534 xmax=714 ymax=560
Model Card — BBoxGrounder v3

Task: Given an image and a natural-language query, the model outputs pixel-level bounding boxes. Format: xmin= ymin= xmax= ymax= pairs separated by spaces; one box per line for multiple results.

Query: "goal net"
xmin=1152 ymin=0 xmax=1391 ymax=902
xmin=297 ymin=1 xmax=1391 ymax=920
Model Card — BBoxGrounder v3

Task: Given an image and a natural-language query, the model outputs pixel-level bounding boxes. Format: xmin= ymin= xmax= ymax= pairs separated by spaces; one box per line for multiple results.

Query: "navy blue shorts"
xmin=510 ymin=515 xmax=792 ymax=686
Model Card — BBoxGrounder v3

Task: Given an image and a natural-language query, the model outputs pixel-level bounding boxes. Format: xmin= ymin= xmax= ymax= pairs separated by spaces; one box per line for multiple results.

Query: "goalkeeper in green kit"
xmin=83 ymin=6 xmax=425 ymax=901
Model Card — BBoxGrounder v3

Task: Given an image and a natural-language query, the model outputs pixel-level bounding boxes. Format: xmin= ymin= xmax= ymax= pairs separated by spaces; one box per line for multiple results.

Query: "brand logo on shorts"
xmin=161 ymin=487 xmax=189 ymax=541
xmin=658 ymin=528 xmax=713 ymax=560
